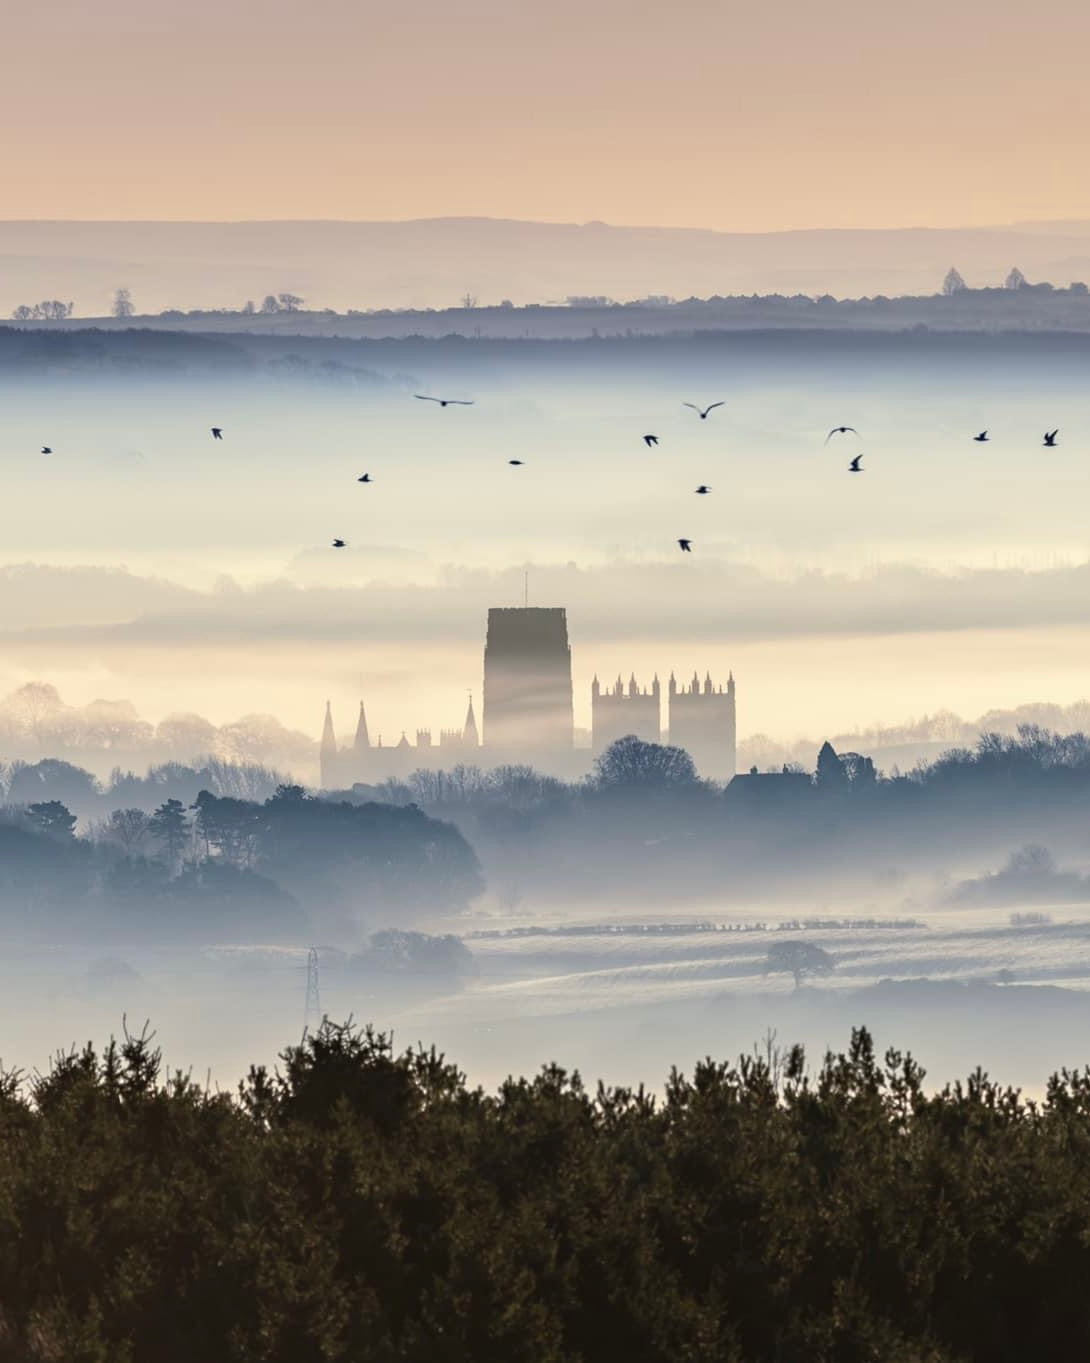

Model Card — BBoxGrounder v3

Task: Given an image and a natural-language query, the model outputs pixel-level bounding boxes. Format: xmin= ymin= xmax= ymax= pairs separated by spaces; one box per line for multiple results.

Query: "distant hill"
xmin=5 ymin=217 xmax=1090 ymax=315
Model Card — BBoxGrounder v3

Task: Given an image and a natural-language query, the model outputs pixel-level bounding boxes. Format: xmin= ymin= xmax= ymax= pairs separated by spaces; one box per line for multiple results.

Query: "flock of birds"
xmin=39 ymin=395 xmax=1065 ymax=558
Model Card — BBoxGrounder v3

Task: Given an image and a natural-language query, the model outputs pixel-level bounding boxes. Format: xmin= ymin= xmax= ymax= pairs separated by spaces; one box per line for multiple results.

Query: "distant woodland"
xmin=7 ymin=272 xmax=1090 ymax=349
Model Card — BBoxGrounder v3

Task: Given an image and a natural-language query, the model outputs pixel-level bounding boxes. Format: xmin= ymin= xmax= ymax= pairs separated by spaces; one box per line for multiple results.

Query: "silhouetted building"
xmin=320 ymin=695 xmax=479 ymax=788
xmin=668 ymin=671 xmax=736 ymax=780
xmin=592 ymin=674 xmax=661 ymax=754
xmin=725 ymin=766 xmax=812 ymax=813
xmin=483 ymin=607 xmax=573 ymax=755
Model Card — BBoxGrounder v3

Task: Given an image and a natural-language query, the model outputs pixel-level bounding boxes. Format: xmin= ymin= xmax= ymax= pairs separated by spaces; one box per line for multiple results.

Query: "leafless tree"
xmin=112 ymin=287 xmax=135 ymax=319
xmin=101 ymin=807 xmax=151 ymax=857
xmin=277 ymin=293 xmax=304 ymax=312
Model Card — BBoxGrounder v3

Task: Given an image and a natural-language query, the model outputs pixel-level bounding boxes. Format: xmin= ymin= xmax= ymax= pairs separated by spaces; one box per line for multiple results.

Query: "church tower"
xmin=463 ymin=695 xmax=479 ymax=749
xmin=353 ymin=701 xmax=370 ymax=752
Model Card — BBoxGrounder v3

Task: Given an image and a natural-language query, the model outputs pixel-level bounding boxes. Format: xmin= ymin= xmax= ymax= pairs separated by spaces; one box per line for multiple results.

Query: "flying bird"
xmin=332 ymin=538 xmax=346 ymax=548
xmin=211 ymin=427 xmax=223 ymax=440
xmin=40 ymin=446 xmax=52 ymax=455
xmin=694 ymin=485 xmax=712 ymax=494
xmin=825 ymin=426 xmax=859 ymax=444
xmin=849 ymin=454 xmax=863 ymax=473
xmin=683 ymin=402 xmax=725 ymax=420
xmin=973 ymin=431 xmax=989 ymax=442
xmin=508 ymin=459 xmax=524 ymax=465
xmin=415 ymin=395 xmax=474 ymax=407
xmin=678 ymin=538 xmax=693 ymax=552
xmin=1044 ymin=429 xmax=1059 ymax=447
xmin=357 ymin=473 xmax=372 ymax=483
xmin=643 ymin=434 xmax=659 ymax=447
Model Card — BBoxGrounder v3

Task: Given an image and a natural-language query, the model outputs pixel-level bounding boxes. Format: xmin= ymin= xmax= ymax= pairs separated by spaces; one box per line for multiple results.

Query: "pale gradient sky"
xmin=5 ymin=0 xmax=1090 ymax=228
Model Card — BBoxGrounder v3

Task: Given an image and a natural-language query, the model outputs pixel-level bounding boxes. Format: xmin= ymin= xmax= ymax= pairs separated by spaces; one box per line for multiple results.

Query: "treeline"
xmin=3 ymin=1018 xmax=1090 ymax=1361
xmin=350 ymin=728 xmax=1090 ymax=904
xmin=0 ymin=784 xmax=481 ymax=944
xmin=0 ymin=681 xmax=316 ymax=780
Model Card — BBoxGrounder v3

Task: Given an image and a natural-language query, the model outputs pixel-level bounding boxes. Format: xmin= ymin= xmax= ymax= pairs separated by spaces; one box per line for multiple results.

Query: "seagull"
xmin=508 ymin=459 xmax=524 ymax=465
xmin=415 ymin=395 xmax=474 ymax=407
xmin=695 ymin=485 xmax=712 ymax=494
xmin=678 ymin=538 xmax=692 ymax=552
xmin=357 ymin=473 xmax=372 ymax=483
xmin=332 ymin=538 xmax=346 ymax=548
xmin=683 ymin=402 xmax=725 ymax=420
xmin=643 ymin=435 xmax=659 ymax=447
xmin=211 ymin=427 xmax=223 ymax=440
xmin=825 ymin=426 xmax=859 ymax=444
xmin=40 ymin=446 xmax=52 ymax=455
xmin=1044 ymin=429 xmax=1059 ymax=447
xmin=973 ymin=431 xmax=989 ymax=442
xmin=848 ymin=454 xmax=863 ymax=473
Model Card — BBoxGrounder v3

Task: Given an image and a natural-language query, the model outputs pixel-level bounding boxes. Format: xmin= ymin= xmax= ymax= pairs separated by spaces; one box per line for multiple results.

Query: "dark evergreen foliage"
xmin=1 ymin=1019 xmax=1089 ymax=1360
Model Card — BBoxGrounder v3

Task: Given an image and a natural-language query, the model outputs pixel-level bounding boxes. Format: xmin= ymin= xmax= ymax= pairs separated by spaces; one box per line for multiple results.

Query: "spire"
xmin=592 ymin=674 xmax=600 ymax=699
xmin=463 ymin=694 xmax=479 ymax=746
xmin=353 ymin=700 xmax=370 ymax=751
xmin=320 ymin=701 xmax=337 ymax=755
xmin=629 ymin=672 xmax=638 ymax=697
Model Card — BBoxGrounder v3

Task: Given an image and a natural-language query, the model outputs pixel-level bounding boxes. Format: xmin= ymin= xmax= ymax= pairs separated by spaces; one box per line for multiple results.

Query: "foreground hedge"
xmin=0 ymin=1020 xmax=1087 ymax=1362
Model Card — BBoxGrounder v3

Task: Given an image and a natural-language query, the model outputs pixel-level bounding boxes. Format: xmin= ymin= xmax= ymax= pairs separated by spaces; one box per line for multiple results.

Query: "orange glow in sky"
xmin=5 ymin=0 xmax=1090 ymax=228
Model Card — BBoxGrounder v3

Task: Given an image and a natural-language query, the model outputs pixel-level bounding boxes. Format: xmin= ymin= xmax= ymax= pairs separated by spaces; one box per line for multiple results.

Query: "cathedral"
xmin=320 ymin=695 xmax=479 ymax=789
xmin=591 ymin=671 xmax=736 ymax=779
xmin=317 ymin=605 xmax=737 ymax=787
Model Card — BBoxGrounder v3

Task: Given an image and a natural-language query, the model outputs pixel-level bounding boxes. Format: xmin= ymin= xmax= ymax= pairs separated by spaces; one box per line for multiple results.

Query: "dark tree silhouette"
xmin=148 ymin=798 xmax=189 ymax=870
xmin=593 ymin=735 xmax=698 ymax=790
xmin=25 ymin=800 xmax=77 ymax=840
xmin=112 ymin=287 xmax=134 ymax=319
xmin=942 ymin=267 xmax=967 ymax=295
xmin=764 ymin=939 xmax=835 ymax=989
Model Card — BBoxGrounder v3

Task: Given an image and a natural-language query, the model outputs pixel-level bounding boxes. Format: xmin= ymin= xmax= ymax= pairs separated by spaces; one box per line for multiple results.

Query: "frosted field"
xmin=5 ymin=903 xmax=1090 ymax=1096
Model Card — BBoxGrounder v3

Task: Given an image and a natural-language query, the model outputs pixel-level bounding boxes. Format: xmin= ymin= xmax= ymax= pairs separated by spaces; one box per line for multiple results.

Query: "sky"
xmin=3 ymin=350 xmax=1090 ymax=759
xmin=5 ymin=0 xmax=1090 ymax=229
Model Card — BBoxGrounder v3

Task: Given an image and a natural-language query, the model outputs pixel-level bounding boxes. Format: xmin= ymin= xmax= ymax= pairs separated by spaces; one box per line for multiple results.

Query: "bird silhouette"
xmin=508 ymin=459 xmax=524 ymax=465
xmin=973 ymin=431 xmax=989 ymax=442
xmin=695 ymin=485 xmax=712 ymax=494
xmin=683 ymin=402 xmax=725 ymax=420
xmin=643 ymin=434 xmax=659 ymax=447
xmin=211 ymin=427 xmax=223 ymax=440
xmin=1044 ymin=429 xmax=1059 ymax=447
xmin=849 ymin=454 xmax=863 ymax=473
xmin=678 ymin=538 xmax=693 ymax=552
xmin=40 ymin=446 xmax=52 ymax=455
xmin=415 ymin=395 xmax=474 ymax=407
xmin=332 ymin=538 xmax=346 ymax=548
xmin=825 ymin=426 xmax=859 ymax=444
xmin=357 ymin=473 xmax=372 ymax=483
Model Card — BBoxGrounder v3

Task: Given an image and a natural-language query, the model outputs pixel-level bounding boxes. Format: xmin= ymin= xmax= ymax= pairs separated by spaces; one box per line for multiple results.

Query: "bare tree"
xmin=112 ymin=287 xmax=135 ymax=319
xmin=460 ymin=291 xmax=478 ymax=310
xmin=942 ymin=267 xmax=967 ymax=296
xmin=1005 ymin=267 xmax=1028 ymax=290
xmin=11 ymin=305 xmax=33 ymax=322
xmin=259 ymin=295 xmax=282 ymax=314
xmin=277 ymin=293 xmax=304 ymax=312
xmin=102 ymin=808 xmax=151 ymax=857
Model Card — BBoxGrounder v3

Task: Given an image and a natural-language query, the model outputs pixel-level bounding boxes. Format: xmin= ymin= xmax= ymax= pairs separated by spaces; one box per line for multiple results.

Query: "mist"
xmin=2 ymin=325 xmax=1090 ymax=1104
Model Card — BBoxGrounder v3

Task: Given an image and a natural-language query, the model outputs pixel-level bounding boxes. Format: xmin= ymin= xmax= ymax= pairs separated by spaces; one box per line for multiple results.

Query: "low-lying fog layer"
xmin=7 ymin=901 xmax=1090 ymax=1100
